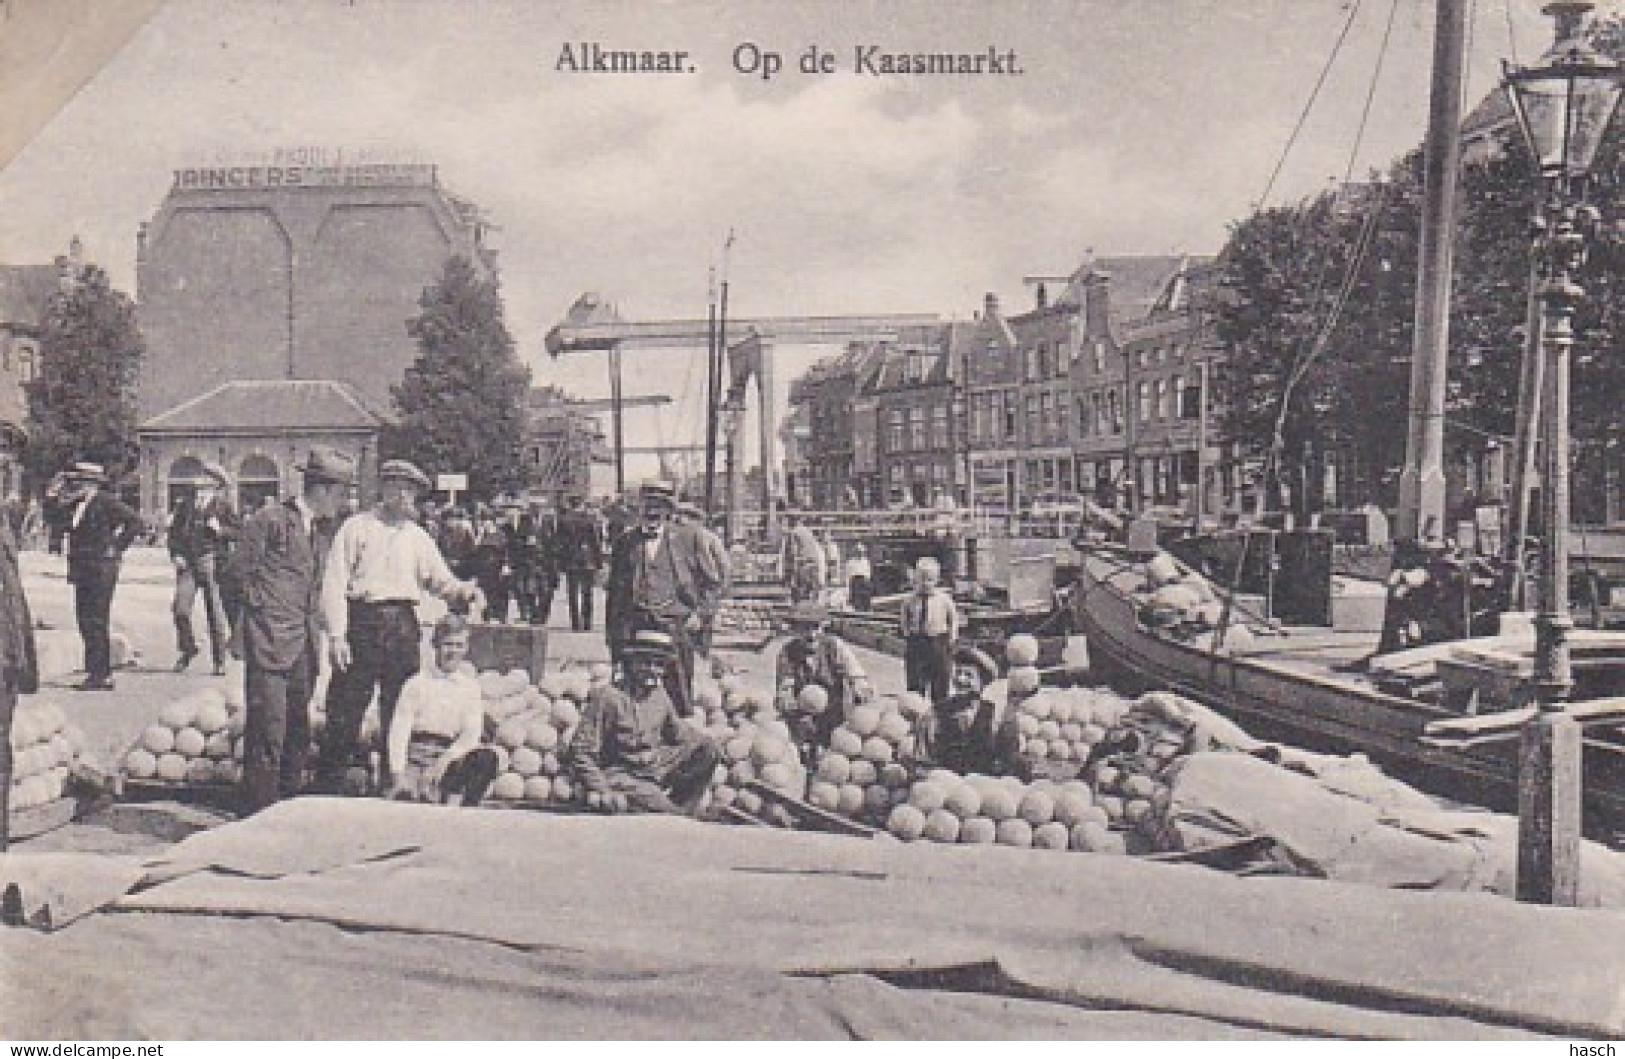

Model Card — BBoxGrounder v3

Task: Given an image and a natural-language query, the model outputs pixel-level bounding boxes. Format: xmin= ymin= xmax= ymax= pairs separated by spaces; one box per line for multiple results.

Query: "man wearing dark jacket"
xmin=605 ymin=481 xmax=727 ymax=716
xmin=0 ymin=512 xmax=39 ymax=849
xmin=168 ymin=460 xmax=239 ymax=675
xmin=557 ymin=492 xmax=603 ymax=632
xmin=59 ymin=463 xmax=141 ymax=691
xmin=228 ymin=447 xmax=354 ymax=812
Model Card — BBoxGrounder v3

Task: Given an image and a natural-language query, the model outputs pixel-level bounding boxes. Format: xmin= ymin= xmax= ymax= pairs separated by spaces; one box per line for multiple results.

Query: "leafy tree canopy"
xmin=384 ymin=255 xmax=532 ymax=500
xmin=24 ymin=261 xmax=143 ymax=490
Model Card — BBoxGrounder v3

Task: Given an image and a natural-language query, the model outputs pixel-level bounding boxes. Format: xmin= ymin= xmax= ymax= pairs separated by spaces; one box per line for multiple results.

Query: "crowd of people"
xmin=0 ymin=451 xmax=1023 ymax=841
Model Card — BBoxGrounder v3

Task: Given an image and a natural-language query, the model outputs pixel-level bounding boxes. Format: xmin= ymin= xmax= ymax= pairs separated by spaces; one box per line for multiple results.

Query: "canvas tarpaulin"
xmin=0 ymin=797 xmax=1603 ymax=1038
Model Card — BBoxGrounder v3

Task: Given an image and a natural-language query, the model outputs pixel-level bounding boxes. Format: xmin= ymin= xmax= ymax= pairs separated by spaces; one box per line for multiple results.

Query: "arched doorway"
xmin=239 ymin=454 xmax=280 ymax=512
xmin=167 ymin=455 xmax=208 ymax=514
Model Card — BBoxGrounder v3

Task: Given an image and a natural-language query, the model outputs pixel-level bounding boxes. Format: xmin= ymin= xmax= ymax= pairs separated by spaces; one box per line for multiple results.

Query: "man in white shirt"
xmin=317 ymin=459 xmax=482 ymax=792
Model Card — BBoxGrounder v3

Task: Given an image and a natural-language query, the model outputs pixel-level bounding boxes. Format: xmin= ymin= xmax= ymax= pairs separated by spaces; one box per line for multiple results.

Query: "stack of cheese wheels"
xmin=123 ymin=685 xmax=245 ymax=786
xmin=10 ymin=703 xmax=87 ymax=812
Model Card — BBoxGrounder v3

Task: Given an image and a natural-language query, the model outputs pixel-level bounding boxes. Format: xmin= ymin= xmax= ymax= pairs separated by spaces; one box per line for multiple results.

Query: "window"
xmin=17 ymin=346 xmax=35 ymax=384
xmin=1137 ymin=381 xmax=1150 ymax=423
xmin=1024 ymin=394 xmax=1039 ymax=442
xmin=887 ymin=409 xmax=905 ymax=452
xmin=908 ymin=407 xmax=926 ymax=451
xmin=931 ymin=405 xmax=949 ymax=449
xmin=1154 ymin=379 xmax=1168 ymax=420
xmin=1003 ymin=391 xmax=1018 ymax=440
xmin=1108 ymin=389 xmax=1122 ymax=433
xmin=1040 ymin=392 xmax=1054 ymax=441
xmin=1092 ymin=342 xmax=1105 ymax=374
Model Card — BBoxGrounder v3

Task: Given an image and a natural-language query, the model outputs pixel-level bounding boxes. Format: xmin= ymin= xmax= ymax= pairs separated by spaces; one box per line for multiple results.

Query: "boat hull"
xmin=1074 ymin=551 xmax=1625 ymax=839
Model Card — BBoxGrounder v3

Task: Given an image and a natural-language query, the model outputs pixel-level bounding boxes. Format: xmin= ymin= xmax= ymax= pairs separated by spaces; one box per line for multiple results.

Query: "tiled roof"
xmin=0 ymin=266 xmax=58 ymax=329
xmin=139 ymin=379 xmax=387 ymax=433
xmin=1462 ymin=85 xmax=1511 ymax=139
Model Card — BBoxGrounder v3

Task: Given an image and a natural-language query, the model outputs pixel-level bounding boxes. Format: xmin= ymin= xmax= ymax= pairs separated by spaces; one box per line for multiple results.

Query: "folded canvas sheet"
xmin=103 ymin=798 xmax=1625 ymax=1038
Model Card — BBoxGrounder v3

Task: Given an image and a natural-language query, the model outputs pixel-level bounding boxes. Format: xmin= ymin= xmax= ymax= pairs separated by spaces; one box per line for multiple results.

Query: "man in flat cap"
xmin=228 ymin=447 xmax=354 ymax=812
xmin=167 ymin=460 xmax=239 ymax=675
xmin=319 ymin=458 xmax=482 ymax=791
xmin=57 ymin=462 xmax=141 ymax=691
xmin=605 ymin=480 xmax=727 ymax=716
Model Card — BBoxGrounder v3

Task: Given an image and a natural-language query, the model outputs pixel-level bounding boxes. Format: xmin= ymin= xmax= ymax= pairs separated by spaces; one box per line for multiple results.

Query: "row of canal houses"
xmin=785 ymin=253 xmax=1237 ymax=516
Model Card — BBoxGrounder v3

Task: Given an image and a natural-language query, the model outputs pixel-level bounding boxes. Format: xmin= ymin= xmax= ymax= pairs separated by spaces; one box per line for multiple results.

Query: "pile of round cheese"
xmin=1136 ymin=554 xmax=1233 ymax=640
xmin=802 ymin=693 xmax=930 ymax=823
xmin=123 ymin=685 xmax=245 ymax=786
xmin=886 ymin=770 xmax=1125 ymax=854
xmin=1083 ymin=690 xmax=1216 ymax=851
xmin=1010 ymin=685 xmax=1131 ymax=770
xmin=703 ymin=711 xmax=808 ymax=821
xmin=9 ymin=703 xmax=87 ymax=812
xmin=483 ymin=663 xmax=603 ymax=804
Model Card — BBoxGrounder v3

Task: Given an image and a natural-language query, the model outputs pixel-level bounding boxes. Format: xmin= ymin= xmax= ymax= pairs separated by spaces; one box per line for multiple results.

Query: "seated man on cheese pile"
xmin=909 ymin=645 xmax=1022 ymax=777
xmin=385 ymin=614 xmax=501 ymax=806
xmin=570 ymin=629 xmax=722 ymax=815
xmin=775 ymin=601 xmax=875 ymax=768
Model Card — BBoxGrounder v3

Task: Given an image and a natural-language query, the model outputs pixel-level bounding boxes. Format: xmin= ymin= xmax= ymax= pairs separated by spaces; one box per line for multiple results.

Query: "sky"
xmin=0 ymin=0 xmax=1589 ymax=480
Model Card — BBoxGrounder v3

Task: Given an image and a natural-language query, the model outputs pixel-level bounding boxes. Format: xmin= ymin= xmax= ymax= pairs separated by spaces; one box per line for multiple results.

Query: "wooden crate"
xmin=468 ymin=622 xmax=548 ymax=675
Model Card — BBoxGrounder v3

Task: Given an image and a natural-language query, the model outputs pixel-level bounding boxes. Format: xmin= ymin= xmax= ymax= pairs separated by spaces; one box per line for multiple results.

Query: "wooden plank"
xmin=1422 ymin=698 xmax=1625 ymax=749
xmin=744 ymin=780 xmax=879 ymax=838
xmin=8 ymin=796 xmax=81 ymax=842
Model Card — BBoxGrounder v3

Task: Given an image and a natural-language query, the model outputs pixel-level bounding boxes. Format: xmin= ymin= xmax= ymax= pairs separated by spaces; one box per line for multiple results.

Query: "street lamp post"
xmin=1502 ymin=0 xmax=1623 ymax=905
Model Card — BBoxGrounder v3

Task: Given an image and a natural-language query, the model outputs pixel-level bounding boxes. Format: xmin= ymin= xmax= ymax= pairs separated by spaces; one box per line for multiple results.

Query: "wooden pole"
xmin=704 ymin=269 xmax=720 ymax=515
xmin=1395 ymin=0 xmax=1466 ymax=541
xmin=1506 ymin=257 xmax=1546 ymax=608
xmin=610 ymin=343 xmax=625 ymax=495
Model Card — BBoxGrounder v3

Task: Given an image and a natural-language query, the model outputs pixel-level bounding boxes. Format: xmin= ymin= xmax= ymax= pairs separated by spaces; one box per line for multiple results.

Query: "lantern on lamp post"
xmin=1501 ymin=0 xmax=1623 ymax=905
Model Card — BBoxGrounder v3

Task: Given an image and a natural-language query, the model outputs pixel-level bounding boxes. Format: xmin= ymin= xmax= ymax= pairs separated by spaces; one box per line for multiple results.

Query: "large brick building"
xmin=136 ymin=151 xmax=496 ymax=418
xmin=786 ymin=343 xmax=885 ymax=509
xmin=869 ymin=324 xmax=969 ymax=508
xmin=0 ymin=261 xmax=58 ymax=498
xmin=134 ymin=150 xmax=497 ymax=514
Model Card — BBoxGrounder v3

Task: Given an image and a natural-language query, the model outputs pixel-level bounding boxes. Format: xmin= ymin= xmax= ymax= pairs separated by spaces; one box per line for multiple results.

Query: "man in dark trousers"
xmin=0 ymin=511 xmax=39 ymax=849
xmin=557 ymin=492 xmax=603 ymax=632
xmin=168 ymin=460 xmax=239 ymax=675
xmin=604 ymin=481 xmax=727 ymax=716
xmin=228 ymin=447 xmax=354 ymax=813
xmin=59 ymin=463 xmax=141 ymax=691
xmin=514 ymin=497 xmax=559 ymax=626
xmin=319 ymin=459 xmax=482 ymax=792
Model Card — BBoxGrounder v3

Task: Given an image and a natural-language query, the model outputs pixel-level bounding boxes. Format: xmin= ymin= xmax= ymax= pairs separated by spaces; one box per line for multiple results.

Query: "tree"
xmin=24 ymin=261 xmax=144 ymax=490
xmin=1212 ymin=16 xmax=1625 ymax=525
xmin=1213 ymin=181 xmax=1416 ymax=522
xmin=384 ymin=256 xmax=532 ymax=499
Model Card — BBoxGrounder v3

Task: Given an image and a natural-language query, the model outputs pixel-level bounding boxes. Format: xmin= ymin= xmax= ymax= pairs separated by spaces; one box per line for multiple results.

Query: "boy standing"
xmin=900 ymin=555 xmax=959 ymax=704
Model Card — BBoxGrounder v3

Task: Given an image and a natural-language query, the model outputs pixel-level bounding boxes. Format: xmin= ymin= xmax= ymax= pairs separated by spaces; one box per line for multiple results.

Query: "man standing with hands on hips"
xmin=59 ymin=463 xmax=141 ymax=692
xmin=319 ymin=459 xmax=482 ymax=791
